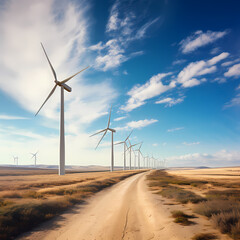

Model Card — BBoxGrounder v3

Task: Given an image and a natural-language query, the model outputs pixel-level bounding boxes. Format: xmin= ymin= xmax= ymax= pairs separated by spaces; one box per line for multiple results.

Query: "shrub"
xmin=192 ymin=233 xmax=218 ymax=240
xmin=211 ymin=210 xmax=240 ymax=234
xmin=194 ymin=200 xmax=240 ymax=218
xmin=171 ymin=210 xmax=195 ymax=226
xmin=160 ymin=186 xmax=206 ymax=204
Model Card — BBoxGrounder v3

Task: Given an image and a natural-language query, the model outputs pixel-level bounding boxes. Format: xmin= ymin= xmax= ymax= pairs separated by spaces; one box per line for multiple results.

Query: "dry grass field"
xmin=0 ymin=167 xmax=145 ymax=240
xmin=147 ymin=167 xmax=240 ymax=240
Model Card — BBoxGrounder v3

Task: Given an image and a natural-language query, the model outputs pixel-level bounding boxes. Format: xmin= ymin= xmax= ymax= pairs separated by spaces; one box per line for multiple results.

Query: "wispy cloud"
xmin=224 ymin=63 xmax=240 ymax=77
xmin=179 ymin=30 xmax=228 ymax=54
xmin=155 ymin=97 xmax=184 ymax=107
xmin=223 ymin=93 xmax=240 ymax=109
xmin=116 ymin=119 xmax=158 ymax=131
xmin=172 ymin=59 xmax=186 ymax=65
xmin=0 ymin=115 xmax=29 ymax=120
xmin=90 ymin=0 xmax=160 ymax=71
xmin=121 ymin=72 xmax=175 ymax=112
xmin=221 ymin=58 xmax=240 ymax=67
xmin=183 ymin=141 xmax=200 ymax=146
xmin=167 ymin=127 xmax=184 ymax=132
xmin=177 ymin=52 xmax=229 ymax=88
xmin=114 ymin=116 xmax=127 ymax=122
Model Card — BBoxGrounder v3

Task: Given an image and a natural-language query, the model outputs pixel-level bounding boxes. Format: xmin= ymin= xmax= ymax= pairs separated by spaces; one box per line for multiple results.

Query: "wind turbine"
xmin=35 ymin=43 xmax=89 ymax=176
xmin=127 ymin=140 xmax=140 ymax=170
xmin=30 ymin=151 xmax=38 ymax=166
xmin=90 ymin=107 xmax=116 ymax=172
xmin=133 ymin=149 xmax=137 ymax=169
xmin=114 ymin=131 xmax=132 ymax=170
xmin=13 ymin=156 xmax=18 ymax=165
xmin=135 ymin=142 xmax=143 ymax=169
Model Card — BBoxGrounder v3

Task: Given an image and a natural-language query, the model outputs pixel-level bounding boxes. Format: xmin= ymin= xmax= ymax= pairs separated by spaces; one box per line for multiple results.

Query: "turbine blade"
xmin=125 ymin=130 xmax=133 ymax=142
xmin=90 ymin=129 xmax=107 ymax=137
xmin=35 ymin=84 xmax=57 ymax=116
xmin=41 ymin=43 xmax=57 ymax=82
xmin=60 ymin=66 xmax=89 ymax=84
xmin=114 ymin=141 xmax=124 ymax=145
xmin=95 ymin=130 xmax=107 ymax=149
xmin=107 ymin=106 xmax=112 ymax=128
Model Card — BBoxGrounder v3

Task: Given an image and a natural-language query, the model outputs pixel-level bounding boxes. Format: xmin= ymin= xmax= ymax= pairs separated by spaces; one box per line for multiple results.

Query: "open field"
xmin=0 ymin=167 xmax=145 ymax=240
xmin=147 ymin=168 xmax=240 ymax=240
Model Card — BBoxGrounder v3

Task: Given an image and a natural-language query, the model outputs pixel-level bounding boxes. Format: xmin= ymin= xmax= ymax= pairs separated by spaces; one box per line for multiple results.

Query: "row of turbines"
xmin=12 ymin=152 xmax=38 ymax=166
xmin=90 ymin=108 xmax=167 ymax=172
xmin=35 ymin=43 xmax=166 ymax=175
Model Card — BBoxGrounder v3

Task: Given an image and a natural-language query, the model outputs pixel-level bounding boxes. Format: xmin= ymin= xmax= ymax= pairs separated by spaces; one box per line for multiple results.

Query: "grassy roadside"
xmin=0 ymin=170 xmax=146 ymax=240
xmin=147 ymin=170 xmax=240 ymax=240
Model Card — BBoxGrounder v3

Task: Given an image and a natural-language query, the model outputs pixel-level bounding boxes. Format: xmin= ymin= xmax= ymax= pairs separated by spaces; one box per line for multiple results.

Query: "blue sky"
xmin=0 ymin=0 xmax=239 ymax=167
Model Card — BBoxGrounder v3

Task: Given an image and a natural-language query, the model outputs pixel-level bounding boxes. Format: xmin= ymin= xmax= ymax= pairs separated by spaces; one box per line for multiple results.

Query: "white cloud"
xmin=91 ymin=1 xmax=160 ymax=71
xmin=224 ymin=63 xmax=240 ymax=77
xmin=0 ymin=115 xmax=29 ymax=120
xmin=106 ymin=0 xmax=120 ymax=32
xmin=223 ymin=93 xmax=240 ymax=108
xmin=212 ymin=77 xmax=226 ymax=84
xmin=167 ymin=127 xmax=184 ymax=132
xmin=135 ymin=18 xmax=160 ymax=39
xmin=115 ymin=119 xmax=158 ymax=131
xmin=155 ymin=97 xmax=184 ymax=107
xmin=166 ymin=149 xmax=240 ymax=167
xmin=121 ymin=73 xmax=175 ymax=112
xmin=114 ymin=116 xmax=127 ymax=122
xmin=152 ymin=143 xmax=158 ymax=147
xmin=207 ymin=52 xmax=229 ymax=65
xmin=179 ymin=30 xmax=228 ymax=54
xmin=221 ymin=58 xmax=240 ymax=67
xmin=182 ymin=141 xmax=200 ymax=146
xmin=177 ymin=52 xmax=229 ymax=88
xmin=172 ymin=59 xmax=186 ymax=65
xmin=210 ymin=47 xmax=220 ymax=55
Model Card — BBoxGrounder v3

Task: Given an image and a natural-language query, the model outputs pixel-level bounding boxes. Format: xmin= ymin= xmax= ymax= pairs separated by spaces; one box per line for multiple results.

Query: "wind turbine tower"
xmin=135 ymin=142 xmax=143 ymax=169
xmin=114 ymin=131 xmax=132 ymax=170
xmin=30 ymin=151 xmax=38 ymax=166
xmin=90 ymin=107 xmax=116 ymax=172
xmin=127 ymin=140 xmax=139 ymax=170
xmin=35 ymin=43 xmax=89 ymax=175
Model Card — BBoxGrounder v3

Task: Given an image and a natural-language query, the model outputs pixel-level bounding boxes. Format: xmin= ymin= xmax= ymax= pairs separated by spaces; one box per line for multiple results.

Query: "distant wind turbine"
xmin=90 ymin=107 xmax=116 ymax=172
xmin=35 ymin=43 xmax=89 ymax=175
xmin=135 ymin=142 xmax=143 ymax=169
xmin=30 ymin=151 xmax=38 ymax=166
xmin=13 ymin=156 xmax=18 ymax=165
xmin=114 ymin=131 xmax=132 ymax=170
xmin=127 ymin=140 xmax=140 ymax=170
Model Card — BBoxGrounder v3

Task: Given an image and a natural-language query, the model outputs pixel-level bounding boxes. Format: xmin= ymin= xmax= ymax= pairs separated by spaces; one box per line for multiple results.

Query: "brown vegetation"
xmin=0 ymin=168 xmax=145 ymax=240
xmin=148 ymin=169 xmax=240 ymax=240
xmin=192 ymin=233 xmax=218 ymax=240
xmin=171 ymin=210 xmax=195 ymax=225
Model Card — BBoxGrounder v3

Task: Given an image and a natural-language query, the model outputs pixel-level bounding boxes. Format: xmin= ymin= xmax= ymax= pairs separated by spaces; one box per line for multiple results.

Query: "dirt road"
xmin=19 ymin=172 xmax=229 ymax=240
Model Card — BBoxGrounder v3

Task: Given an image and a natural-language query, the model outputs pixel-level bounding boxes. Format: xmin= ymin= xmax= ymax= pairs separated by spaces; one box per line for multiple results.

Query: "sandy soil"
xmin=18 ymin=172 xmax=230 ymax=240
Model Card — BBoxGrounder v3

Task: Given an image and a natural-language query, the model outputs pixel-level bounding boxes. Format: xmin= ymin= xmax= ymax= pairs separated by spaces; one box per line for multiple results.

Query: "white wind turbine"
xmin=127 ymin=140 xmax=140 ymax=170
xmin=30 ymin=151 xmax=38 ymax=166
xmin=90 ymin=107 xmax=116 ymax=172
xmin=13 ymin=156 xmax=18 ymax=165
xmin=135 ymin=142 xmax=143 ymax=169
xmin=133 ymin=149 xmax=137 ymax=169
xmin=35 ymin=43 xmax=89 ymax=176
xmin=114 ymin=131 xmax=132 ymax=170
